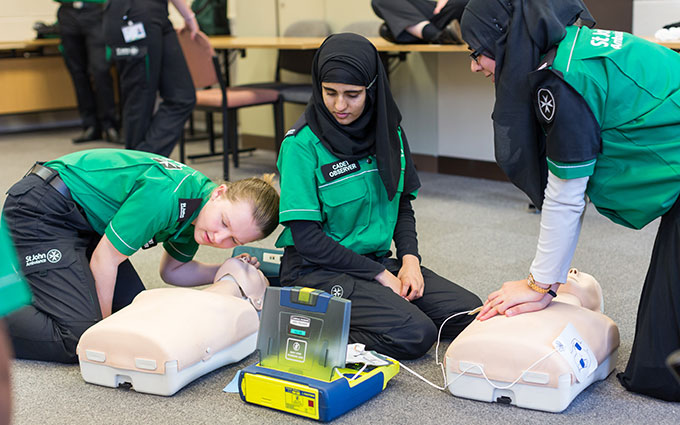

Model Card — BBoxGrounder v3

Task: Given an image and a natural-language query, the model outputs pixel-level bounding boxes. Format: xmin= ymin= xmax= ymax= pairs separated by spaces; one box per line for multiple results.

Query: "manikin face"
xmin=470 ymin=54 xmax=496 ymax=83
xmin=321 ymin=82 xmax=367 ymax=125
xmin=193 ymin=184 xmax=262 ymax=249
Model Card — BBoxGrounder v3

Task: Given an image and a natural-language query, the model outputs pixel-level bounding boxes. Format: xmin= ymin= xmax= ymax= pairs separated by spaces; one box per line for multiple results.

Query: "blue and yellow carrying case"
xmin=238 ymin=360 xmax=399 ymax=421
xmin=238 ymin=286 xmax=399 ymax=421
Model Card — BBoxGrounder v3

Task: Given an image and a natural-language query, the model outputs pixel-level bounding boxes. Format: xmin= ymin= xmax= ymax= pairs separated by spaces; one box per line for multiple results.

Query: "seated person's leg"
xmin=5 ymin=305 xmax=88 ymax=364
xmin=372 ymin=0 xmax=433 ymax=43
xmin=383 ymin=259 xmax=482 ymax=339
xmin=6 ymin=243 xmax=103 ymax=364
xmin=430 ymin=0 xmax=468 ymax=29
xmin=3 ymin=177 xmax=103 ymax=363
xmin=289 ymin=269 xmax=438 ymax=360
xmin=373 ymin=0 xmax=464 ymax=43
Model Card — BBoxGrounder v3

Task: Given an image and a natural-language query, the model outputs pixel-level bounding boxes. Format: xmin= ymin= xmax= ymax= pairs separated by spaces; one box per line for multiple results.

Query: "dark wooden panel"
xmin=583 ymin=0 xmax=633 ymax=32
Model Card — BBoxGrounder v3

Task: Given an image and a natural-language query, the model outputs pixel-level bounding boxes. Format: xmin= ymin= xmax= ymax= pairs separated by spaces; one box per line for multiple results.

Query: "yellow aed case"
xmin=238 ymin=286 xmax=399 ymax=421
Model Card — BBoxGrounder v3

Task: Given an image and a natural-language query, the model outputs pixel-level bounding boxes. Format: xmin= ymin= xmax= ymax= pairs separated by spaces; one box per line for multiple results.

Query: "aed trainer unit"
xmin=238 ymin=286 xmax=399 ymax=421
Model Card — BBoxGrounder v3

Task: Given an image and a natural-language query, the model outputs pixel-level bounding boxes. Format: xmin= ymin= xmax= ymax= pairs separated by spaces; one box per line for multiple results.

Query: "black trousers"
xmin=57 ymin=4 xmax=117 ymax=131
xmin=617 ymin=197 xmax=680 ymax=401
xmin=104 ymin=0 xmax=196 ymax=157
xmin=282 ymin=256 xmax=481 ymax=360
xmin=2 ymin=173 xmax=144 ymax=363
xmin=371 ymin=0 xmax=468 ymax=43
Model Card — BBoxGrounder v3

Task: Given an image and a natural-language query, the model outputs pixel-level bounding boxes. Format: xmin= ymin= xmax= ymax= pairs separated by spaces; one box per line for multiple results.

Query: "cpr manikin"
xmin=445 ymin=269 xmax=620 ymax=412
xmin=77 ymin=257 xmax=268 ymax=396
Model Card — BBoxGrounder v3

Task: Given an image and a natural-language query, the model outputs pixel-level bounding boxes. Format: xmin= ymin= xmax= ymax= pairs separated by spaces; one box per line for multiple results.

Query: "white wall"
xmin=633 ymin=0 xmax=680 ymax=35
xmin=2 ymin=1 xmax=676 ymax=162
xmin=0 ymin=1 xmax=59 ymax=41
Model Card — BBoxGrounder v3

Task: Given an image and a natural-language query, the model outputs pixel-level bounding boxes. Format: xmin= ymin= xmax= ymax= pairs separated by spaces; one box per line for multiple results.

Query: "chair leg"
xmin=228 ymin=109 xmax=239 ymax=168
xmin=273 ymin=100 xmax=284 ymax=158
xmin=207 ymin=113 xmax=216 ymax=155
xmin=221 ymin=107 xmax=230 ymax=181
xmin=188 ymin=112 xmax=195 ymax=136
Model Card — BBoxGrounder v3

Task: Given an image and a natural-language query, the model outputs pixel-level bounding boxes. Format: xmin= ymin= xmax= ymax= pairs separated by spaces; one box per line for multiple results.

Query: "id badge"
xmin=121 ymin=21 xmax=146 ymax=43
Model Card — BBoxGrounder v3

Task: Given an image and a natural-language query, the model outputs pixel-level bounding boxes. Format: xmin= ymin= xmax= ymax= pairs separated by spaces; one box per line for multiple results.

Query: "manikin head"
xmin=209 ymin=256 xmax=269 ymax=311
xmin=557 ymin=268 xmax=604 ymax=313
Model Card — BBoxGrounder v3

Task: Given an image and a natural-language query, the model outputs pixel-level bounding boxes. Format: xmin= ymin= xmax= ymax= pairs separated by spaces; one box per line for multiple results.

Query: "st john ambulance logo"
xmin=46 ymin=249 xmax=62 ymax=264
xmin=330 ymin=285 xmax=344 ymax=298
xmin=537 ymin=88 xmax=555 ymax=122
xmin=152 ymin=158 xmax=184 ymax=170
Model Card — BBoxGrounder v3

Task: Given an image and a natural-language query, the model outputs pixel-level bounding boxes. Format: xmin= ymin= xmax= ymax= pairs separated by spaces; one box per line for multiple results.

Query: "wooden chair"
xmin=176 ymin=29 xmax=283 ymax=180
xmin=236 ymin=20 xmax=330 ymax=131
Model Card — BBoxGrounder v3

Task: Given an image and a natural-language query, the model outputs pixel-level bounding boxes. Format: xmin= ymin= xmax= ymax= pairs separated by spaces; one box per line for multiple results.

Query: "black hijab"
xmin=305 ymin=32 xmax=420 ymax=200
xmin=460 ymin=0 xmax=594 ymax=208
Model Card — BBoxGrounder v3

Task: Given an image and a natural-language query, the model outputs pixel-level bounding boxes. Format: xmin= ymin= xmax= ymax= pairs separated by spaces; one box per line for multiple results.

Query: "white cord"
xmin=349 ymin=363 xmax=368 ymax=381
xmin=395 ymin=307 xmax=559 ymax=393
xmin=444 ymin=349 xmax=558 ymax=390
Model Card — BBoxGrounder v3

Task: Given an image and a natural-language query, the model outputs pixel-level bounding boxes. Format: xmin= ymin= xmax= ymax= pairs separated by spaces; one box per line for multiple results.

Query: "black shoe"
xmin=379 ymin=23 xmax=398 ymax=43
xmin=431 ymin=28 xmax=464 ymax=45
xmin=72 ymin=126 xmax=102 ymax=143
xmin=104 ymin=127 xmax=123 ymax=145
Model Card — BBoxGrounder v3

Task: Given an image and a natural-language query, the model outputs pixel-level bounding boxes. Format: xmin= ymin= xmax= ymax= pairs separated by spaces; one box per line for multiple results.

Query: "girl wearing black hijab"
xmin=461 ymin=0 xmax=680 ymax=400
xmin=275 ymin=33 xmax=481 ymax=360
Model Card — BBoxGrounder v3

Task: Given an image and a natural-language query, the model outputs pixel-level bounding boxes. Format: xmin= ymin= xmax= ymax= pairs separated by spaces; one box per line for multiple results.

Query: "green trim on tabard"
xmin=547 ymin=157 xmax=596 ymax=179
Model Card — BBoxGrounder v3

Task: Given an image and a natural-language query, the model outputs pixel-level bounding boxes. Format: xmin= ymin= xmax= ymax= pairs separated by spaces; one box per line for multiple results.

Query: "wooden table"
xmin=641 ymin=36 xmax=680 ymax=50
xmin=209 ymin=35 xmax=679 ymax=52
xmin=0 ymin=38 xmax=60 ymax=56
xmin=208 ymin=35 xmax=469 ymax=52
xmin=0 ymin=38 xmax=76 ymax=115
xmin=0 ymin=34 xmax=676 ymax=117
xmin=2 ymin=35 xmax=677 ymax=53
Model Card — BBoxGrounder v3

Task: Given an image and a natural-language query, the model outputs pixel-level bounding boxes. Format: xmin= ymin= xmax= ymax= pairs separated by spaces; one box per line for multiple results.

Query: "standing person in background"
xmin=0 ymin=218 xmax=32 ymax=425
xmin=103 ymin=0 xmax=197 ymax=157
xmin=372 ymin=0 xmax=469 ymax=44
xmin=461 ymin=0 xmax=680 ymax=400
xmin=55 ymin=0 xmax=120 ymax=144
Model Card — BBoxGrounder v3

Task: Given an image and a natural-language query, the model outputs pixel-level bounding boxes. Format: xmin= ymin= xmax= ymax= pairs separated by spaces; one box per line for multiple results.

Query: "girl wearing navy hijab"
xmin=275 ymin=33 xmax=481 ymax=360
xmin=461 ymin=0 xmax=680 ymax=400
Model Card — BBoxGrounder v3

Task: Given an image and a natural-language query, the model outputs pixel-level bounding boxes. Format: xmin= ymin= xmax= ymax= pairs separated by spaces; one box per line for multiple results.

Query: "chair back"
xmin=277 ymin=20 xmax=331 ymax=78
xmin=341 ymin=21 xmax=382 ymax=37
xmin=177 ymin=29 xmax=219 ymax=88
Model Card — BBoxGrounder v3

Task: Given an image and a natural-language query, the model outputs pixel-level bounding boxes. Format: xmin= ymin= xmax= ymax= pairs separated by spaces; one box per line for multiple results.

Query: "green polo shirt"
xmin=0 ymin=217 xmax=31 ymax=317
xmin=543 ymin=25 xmax=680 ymax=229
xmin=46 ymin=149 xmax=216 ymax=262
xmin=275 ymin=125 xmax=411 ymax=257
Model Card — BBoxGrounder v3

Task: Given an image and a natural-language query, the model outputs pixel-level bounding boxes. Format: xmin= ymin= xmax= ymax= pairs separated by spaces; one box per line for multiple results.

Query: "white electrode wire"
xmin=396 ymin=361 xmax=446 ymax=390
xmin=444 ymin=349 xmax=558 ymax=390
xmin=394 ymin=307 xmax=480 ymax=391
xmin=395 ymin=306 xmax=560 ymax=393
xmin=349 ymin=363 xmax=368 ymax=380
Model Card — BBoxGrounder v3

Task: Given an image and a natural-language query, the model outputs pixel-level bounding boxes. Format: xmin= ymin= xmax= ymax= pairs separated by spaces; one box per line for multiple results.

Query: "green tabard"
xmin=547 ymin=26 xmax=680 ymax=229
xmin=46 ymin=149 xmax=216 ymax=261
xmin=276 ymin=125 xmax=414 ymax=257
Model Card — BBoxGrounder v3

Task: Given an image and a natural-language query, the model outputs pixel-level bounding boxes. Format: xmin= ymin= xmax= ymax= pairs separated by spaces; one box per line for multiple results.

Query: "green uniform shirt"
xmin=275 ymin=125 xmax=412 ymax=257
xmin=543 ymin=26 xmax=680 ymax=229
xmin=46 ymin=149 xmax=216 ymax=261
xmin=0 ymin=217 xmax=31 ymax=317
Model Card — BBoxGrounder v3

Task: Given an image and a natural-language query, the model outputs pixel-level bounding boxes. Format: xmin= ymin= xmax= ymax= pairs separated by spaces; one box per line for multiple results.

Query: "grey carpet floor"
xmin=1 ymin=129 xmax=678 ymax=424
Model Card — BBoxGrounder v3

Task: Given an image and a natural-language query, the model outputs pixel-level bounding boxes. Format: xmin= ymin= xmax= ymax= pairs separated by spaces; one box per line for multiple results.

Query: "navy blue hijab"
xmin=461 ymin=0 xmax=594 ymax=208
